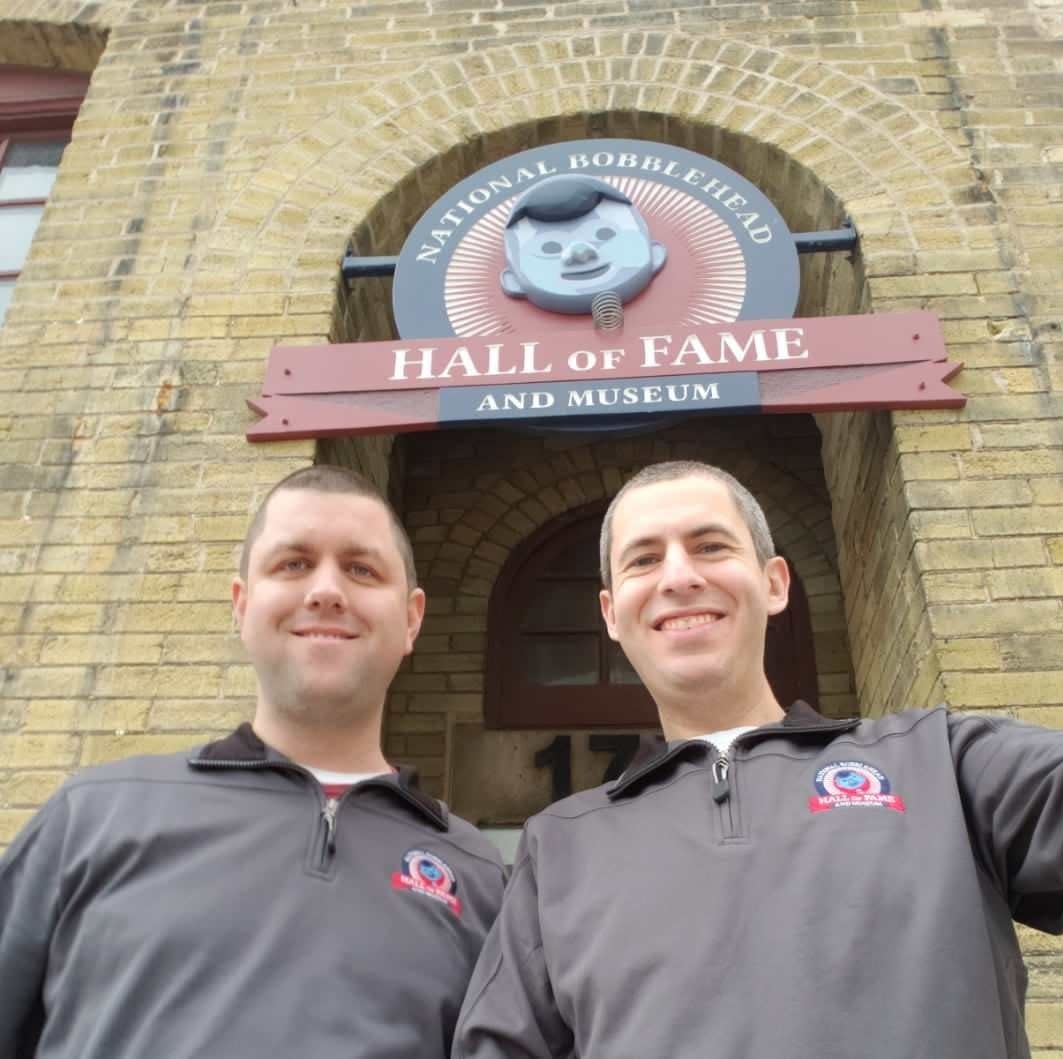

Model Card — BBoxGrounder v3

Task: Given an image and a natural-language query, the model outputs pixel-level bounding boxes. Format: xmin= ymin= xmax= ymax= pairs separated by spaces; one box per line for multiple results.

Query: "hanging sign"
xmin=248 ymin=311 xmax=962 ymax=440
xmin=248 ymin=139 xmax=964 ymax=440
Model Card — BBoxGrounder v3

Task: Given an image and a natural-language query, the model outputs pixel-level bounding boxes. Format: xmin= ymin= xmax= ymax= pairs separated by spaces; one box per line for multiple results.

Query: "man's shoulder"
xmin=61 ymin=741 xmax=210 ymax=794
xmin=528 ymin=781 xmax=617 ymax=826
xmin=434 ymin=809 xmax=507 ymax=875
xmin=821 ymin=705 xmax=945 ymax=742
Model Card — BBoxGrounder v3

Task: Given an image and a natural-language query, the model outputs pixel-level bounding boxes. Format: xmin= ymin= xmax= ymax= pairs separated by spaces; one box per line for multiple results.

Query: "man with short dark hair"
xmin=0 ymin=464 xmax=505 ymax=1059
xmin=454 ymin=459 xmax=1063 ymax=1059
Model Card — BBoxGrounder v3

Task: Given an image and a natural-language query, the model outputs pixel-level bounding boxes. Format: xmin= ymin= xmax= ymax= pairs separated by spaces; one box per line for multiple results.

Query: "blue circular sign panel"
xmin=393 ymin=139 xmax=799 ymax=340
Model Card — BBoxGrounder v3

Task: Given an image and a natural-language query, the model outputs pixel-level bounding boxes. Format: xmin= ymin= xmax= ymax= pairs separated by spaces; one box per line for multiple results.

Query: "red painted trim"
xmin=0 ymin=65 xmax=88 ymax=135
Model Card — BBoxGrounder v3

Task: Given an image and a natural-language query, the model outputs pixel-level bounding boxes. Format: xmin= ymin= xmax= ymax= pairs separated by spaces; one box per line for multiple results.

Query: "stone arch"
xmin=397 ymin=418 xmax=855 ymax=743
xmin=205 ymin=33 xmax=982 ymax=720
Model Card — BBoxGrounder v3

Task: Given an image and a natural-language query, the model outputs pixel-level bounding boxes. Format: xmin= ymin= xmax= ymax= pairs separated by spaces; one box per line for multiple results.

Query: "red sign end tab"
xmin=763 ymin=359 xmax=965 ymax=414
xmin=247 ymin=393 xmax=441 ymax=442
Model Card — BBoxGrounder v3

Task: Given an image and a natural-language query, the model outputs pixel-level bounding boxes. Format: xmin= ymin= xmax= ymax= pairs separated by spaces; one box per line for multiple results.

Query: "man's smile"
xmin=292 ymin=626 xmax=358 ymax=640
xmin=653 ymin=610 xmax=724 ymax=632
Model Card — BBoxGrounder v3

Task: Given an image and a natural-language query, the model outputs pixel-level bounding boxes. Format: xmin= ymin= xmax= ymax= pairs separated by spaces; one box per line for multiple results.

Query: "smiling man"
xmin=453 ymin=460 xmax=1063 ymax=1059
xmin=0 ymin=465 xmax=505 ymax=1059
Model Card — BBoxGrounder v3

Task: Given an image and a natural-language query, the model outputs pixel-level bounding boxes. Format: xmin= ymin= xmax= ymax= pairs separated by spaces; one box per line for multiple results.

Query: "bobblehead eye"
xmin=540 ymin=240 xmax=563 ymax=255
xmin=596 ymin=227 xmax=616 ymax=241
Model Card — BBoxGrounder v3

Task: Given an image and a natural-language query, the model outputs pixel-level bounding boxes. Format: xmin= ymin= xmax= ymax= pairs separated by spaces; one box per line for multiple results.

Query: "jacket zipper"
xmin=318 ymin=794 xmax=341 ymax=871
xmin=191 ymin=758 xmax=342 ymax=871
xmin=710 ymin=750 xmax=738 ymax=839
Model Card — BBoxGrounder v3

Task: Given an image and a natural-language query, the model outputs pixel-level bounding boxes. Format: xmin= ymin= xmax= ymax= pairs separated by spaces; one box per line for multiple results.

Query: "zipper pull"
xmin=322 ymin=797 xmax=339 ymax=854
xmin=712 ymin=757 xmax=730 ymax=804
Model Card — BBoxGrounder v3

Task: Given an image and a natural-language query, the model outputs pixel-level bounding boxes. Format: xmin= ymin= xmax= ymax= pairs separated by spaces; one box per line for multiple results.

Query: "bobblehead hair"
xmin=506 ymin=175 xmax=634 ymax=227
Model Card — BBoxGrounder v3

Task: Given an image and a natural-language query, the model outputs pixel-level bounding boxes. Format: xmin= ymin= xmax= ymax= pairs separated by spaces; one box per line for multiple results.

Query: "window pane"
xmin=523 ymin=634 xmax=599 ymax=685
xmin=543 ymin=527 xmax=599 ymax=576
xmin=0 ymin=140 xmax=66 ymax=201
xmin=0 ymin=204 xmax=44 ymax=271
xmin=522 ymin=580 xmax=600 ymax=631
xmin=0 ymin=278 xmax=14 ymax=326
xmin=607 ymin=641 xmax=642 ymax=685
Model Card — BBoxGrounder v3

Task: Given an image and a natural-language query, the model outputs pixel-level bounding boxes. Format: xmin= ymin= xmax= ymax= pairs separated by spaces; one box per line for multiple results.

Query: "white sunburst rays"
xmin=444 ymin=200 xmax=516 ymax=335
xmin=612 ymin=176 xmax=747 ymax=325
xmin=441 ymin=176 xmax=751 ymax=336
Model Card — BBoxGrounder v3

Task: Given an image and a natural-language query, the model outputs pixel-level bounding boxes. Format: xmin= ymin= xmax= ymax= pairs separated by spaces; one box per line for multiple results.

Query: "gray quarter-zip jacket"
xmin=0 ymin=723 xmax=505 ymax=1059
xmin=454 ymin=704 xmax=1063 ymax=1059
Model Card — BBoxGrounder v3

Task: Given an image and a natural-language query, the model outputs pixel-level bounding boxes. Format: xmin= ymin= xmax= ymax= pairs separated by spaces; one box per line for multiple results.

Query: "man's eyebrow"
xmin=615 ymin=523 xmax=738 ymax=565
xmin=260 ymin=540 xmax=388 ymax=563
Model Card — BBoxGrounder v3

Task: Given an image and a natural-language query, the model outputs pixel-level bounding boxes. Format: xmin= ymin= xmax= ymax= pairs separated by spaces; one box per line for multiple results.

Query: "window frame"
xmin=485 ymin=502 xmax=658 ymax=730
xmin=485 ymin=502 xmax=822 ymax=730
xmin=0 ymin=65 xmax=89 ymax=308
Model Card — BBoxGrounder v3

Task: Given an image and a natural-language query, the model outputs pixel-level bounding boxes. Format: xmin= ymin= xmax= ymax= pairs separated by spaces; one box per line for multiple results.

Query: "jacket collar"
xmin=189 ymin=722 xmax=449 ymax=831
xmin=607 ymin=701 xmax=859 ymax=800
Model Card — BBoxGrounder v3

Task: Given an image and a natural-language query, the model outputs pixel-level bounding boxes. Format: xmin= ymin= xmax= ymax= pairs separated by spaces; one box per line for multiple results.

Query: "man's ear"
xmin=764 ymin=555 xmax=791 ymax=616
xmin=651 ymin=242 xmax=668 ymax=273
xmin=599 ymin=588 xmax=620 ymax=642
xmin=501 ymin=269 xmax=526 ymax=298
xmin=231 ymin=576 xmax=247 ymax=632
xmin=404 ymin=587 xmax=427 ymax=655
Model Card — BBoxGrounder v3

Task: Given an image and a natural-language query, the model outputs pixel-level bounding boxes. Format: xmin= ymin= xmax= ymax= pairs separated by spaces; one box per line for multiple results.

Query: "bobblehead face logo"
xmin=500 ymin=175 xmax=667 ymax=315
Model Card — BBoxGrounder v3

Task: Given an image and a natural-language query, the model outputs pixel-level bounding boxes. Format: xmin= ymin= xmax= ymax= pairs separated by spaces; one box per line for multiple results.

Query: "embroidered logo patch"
xmin=391 ymin=849 xmax=462 ymax=916
xmin=809 ymin=761 xmax=906 ymax=814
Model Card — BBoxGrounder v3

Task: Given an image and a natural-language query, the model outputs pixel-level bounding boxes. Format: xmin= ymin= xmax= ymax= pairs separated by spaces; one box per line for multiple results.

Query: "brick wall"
xmin=0 ymin=0 xmax=1061 ymax=1045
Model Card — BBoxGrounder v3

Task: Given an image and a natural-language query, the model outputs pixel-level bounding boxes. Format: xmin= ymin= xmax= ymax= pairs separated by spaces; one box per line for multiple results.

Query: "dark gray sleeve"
xmin=949 ymin=712 xmax=1063 ymax=933
xmin=451 ymin=834 xmax=574 ymax=1059
xmin=0 ymin=794 xmax=67 ymax=1058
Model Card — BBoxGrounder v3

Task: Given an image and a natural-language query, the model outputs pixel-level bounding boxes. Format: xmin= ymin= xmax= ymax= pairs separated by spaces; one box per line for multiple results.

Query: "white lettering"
xmin=569 ymin=153 xmax=590 ymax=169
xmin=484 ymin=344 xmax=517 ymax=377
xmin=522 ymin=341 xmax=552 ymax=375
xmin=568 ymin=389 xmax=593 ymax=408
xmin=437 ymin=347 xmax=481 ymax=379
xmin=683 ymin=167 xmax=706 ymax=186
xmin=477 ymin=394 xmax=499 ymax=412
xmin=467 ymin=187 xmax=491 ymax=205
xmin=568 ymin=349 xmax=597 ymax=372
xmin=774 ymin=327 xmax=808 ymax=360
xmin=722 ymin=192 xmax=747 ymax=210
xmin=672 ymin=333 xmax=715 ymax=367
xmin=600 ymin=348 xmax=625 ymax=371
xmin=640 ymin=335 xmax=672 ymax=368
xmin=390 ymin=347 xmax=436 ymax=381
xmin=719 ymin=331 xmax=771 ymax=363
xmin=592 ymin=152 xmax=614 ymax=167
xmin=617 ymin=153 xmax=638 ymax=168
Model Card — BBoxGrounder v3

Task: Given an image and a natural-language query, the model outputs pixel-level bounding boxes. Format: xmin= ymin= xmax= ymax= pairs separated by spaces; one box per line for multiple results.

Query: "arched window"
xmin=485 ymin=504 xmax=820 ymax=729
xmin=0 ymin=65 xmax=89 ymax=326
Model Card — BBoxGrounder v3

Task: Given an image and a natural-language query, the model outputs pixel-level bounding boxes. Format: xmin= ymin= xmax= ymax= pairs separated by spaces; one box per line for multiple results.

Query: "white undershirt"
xmin=696 ymin=726 xmax=756 ymax=757
xmin=305 ymin=766 xmax=387 ymax=787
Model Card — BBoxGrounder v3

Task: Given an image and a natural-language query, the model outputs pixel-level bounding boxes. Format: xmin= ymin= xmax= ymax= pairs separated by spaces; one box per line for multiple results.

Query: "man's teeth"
xmin=660 ymin=613 xmax=720 ymax=631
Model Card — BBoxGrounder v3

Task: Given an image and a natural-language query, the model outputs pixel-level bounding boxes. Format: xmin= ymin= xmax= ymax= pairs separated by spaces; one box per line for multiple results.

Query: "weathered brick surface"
xmin=0 ymin=0 xmax=1061 ymax=1035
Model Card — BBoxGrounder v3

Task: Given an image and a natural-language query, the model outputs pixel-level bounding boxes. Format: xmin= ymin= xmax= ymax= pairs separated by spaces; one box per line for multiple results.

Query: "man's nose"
xmin=305 ymin=564 xmax=346 ymax=610
xmin=562 ymin=240 xmax=598 ymax=266
xmin=657 ymin=546 xmax=705 ymax=593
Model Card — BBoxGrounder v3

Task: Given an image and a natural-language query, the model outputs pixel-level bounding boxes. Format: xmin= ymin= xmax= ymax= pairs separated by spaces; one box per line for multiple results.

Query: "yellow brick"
xmin=0 ymin=734 xmax=80 ymax=769
xmin=80 ymin=733 xmax=200 ymax=766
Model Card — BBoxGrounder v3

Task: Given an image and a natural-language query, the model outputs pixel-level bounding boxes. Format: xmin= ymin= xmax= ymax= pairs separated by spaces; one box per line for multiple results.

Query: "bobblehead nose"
xmin=562 ymin=240 xmax=598 ymax=267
